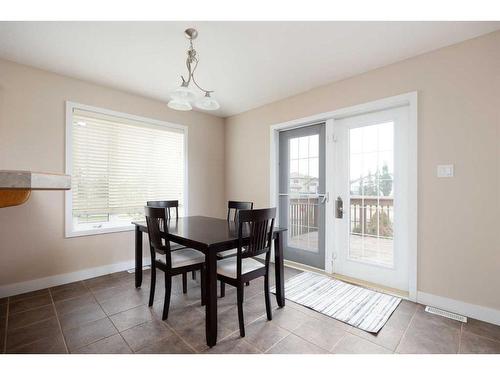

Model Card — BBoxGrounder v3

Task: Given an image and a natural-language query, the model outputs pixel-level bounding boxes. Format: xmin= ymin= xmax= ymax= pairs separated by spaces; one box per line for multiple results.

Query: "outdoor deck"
xmin=289 ymin=231 xmax=393 ymax=266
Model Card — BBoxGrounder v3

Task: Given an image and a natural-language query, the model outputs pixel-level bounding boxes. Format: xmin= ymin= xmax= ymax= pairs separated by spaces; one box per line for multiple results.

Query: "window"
xmin=65 ymin=102 xmax=187 ymax=237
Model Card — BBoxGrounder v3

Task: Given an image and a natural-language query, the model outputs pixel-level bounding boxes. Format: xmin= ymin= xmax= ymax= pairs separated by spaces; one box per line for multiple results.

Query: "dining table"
xmin=132 ymin=215 xmax=287 ymax=347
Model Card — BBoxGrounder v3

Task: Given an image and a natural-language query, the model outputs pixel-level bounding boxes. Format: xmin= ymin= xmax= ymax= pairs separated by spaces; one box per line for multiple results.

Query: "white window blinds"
xmin=70 ymin=107 xmax=185 ymax=233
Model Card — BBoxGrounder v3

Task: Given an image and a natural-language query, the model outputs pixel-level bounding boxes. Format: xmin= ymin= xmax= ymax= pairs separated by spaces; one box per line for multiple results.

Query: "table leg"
xmin=205 ymin=248 xmax=218 ymax=347
xmin=135 ymin=226 xmax=143 ymax=288
xmin=274 ymin=232 xmax=285 ymax=307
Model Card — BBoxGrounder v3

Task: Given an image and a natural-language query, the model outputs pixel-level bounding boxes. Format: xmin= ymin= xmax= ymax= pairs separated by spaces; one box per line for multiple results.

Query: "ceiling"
xmin=0 ymin=21 xmax=498 ymax=117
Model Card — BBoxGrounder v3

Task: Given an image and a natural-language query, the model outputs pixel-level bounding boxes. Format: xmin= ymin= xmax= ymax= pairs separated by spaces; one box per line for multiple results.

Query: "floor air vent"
xmin=424 ymin=306 xmax=467 ymax=323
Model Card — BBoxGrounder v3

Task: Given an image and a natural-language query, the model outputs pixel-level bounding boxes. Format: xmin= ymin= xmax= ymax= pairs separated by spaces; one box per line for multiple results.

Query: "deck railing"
xmin=350 ymin=196 xmax=393 ymax=238
xmin=288 ymin=195 xmax=394 ymax=239
xmin=288 ymin=197 xmax=319 ymax=237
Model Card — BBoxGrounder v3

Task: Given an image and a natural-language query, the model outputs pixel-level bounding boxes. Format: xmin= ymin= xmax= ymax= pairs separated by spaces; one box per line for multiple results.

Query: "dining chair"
xmin=145 ymin=206 xmax=206 ymax=320
xmin=146 ymin=200 xmax=182 ymax=245
xmin=146 ymin=200 xmax=196 ymax=281
xmin=226 ymin=200 xmax=254 ymax=222
xmin=216 ymin=207 xmax=276 ymax=337
xmin=218 ymin=201 xmax=254 ymax=297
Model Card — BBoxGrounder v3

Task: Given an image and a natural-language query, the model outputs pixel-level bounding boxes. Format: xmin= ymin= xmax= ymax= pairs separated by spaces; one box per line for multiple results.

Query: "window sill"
xmin=65 ymin=224 xmax=135 ymax=238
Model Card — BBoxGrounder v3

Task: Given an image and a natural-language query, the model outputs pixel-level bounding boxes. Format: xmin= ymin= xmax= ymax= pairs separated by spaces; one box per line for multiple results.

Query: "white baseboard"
xmin=0 ymin=257 xmax=151 ymax=298
xmin=417 ymin=291 xmax=500 ymax=326
xmin=3 ymin=258 xmax=499 ymax=328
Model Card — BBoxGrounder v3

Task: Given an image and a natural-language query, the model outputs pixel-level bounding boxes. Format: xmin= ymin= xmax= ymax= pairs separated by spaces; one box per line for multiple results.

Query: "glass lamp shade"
xmin=167 ymin=99 xmax=192 ymax=111
xmin=195 ymin=94 xmax=220 ymax=111
xmin=170 ymin=85 xmax=197 ymax=101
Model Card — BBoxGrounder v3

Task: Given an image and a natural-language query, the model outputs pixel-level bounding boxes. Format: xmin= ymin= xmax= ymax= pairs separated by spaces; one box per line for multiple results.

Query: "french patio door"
xmin=278 ymin=123 xmax=326 ymax=270
xmin=332 ymin=106 xmax=410 ymax=292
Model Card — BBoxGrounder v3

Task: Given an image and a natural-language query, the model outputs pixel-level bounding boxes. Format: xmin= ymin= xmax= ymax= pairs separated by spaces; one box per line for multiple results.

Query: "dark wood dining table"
xmin=132 ymin=215 xmax=287 ymax=347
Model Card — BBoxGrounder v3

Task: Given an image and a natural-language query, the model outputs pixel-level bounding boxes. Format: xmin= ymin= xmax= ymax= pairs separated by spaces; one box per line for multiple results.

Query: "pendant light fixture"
xmin=168 ymin=28 xmax=220 ymax=111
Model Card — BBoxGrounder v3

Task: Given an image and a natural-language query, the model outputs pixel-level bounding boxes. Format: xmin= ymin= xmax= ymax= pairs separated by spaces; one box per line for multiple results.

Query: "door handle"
xmin=335 ymin=196 xmax=344 ymax=219
xmin=318 ymin=192 xmax=329 ymax=204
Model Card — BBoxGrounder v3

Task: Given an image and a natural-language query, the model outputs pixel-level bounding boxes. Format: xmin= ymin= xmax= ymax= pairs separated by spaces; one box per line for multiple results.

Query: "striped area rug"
xmin=273 ymin=272 xmax=401 ymax=333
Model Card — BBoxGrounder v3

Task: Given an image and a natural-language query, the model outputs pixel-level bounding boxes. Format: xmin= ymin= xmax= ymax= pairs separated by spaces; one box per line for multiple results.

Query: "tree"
xmin=379 ymin=163 xmax=393 ymax=196
xmin=366 ymin=210 xmax=393 ymax=238
xmin=364 ymin=171 xmax=378 ymax=196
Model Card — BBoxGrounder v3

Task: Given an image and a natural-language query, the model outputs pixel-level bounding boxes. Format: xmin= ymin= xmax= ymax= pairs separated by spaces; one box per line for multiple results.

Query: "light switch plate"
xmin=437 ymin=164 xmax=454 ymax=178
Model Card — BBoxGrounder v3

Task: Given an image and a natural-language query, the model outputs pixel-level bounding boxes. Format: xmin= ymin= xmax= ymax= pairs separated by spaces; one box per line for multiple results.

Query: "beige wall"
xmin=225 ymin=31 xmax=500 ymax=310
xmin=1 ymin=31 xmax=499 ymax=312
xmin=0 ymin=58 xmax=225 ymax=287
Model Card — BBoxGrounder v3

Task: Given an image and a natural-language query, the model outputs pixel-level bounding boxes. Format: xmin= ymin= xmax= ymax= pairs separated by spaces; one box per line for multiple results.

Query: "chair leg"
xmin=264 ymin=273 xmax=272 ymax=321
xmin=237 ymin=284 xmax=245 ymax=337
xmin=182 ymin=272 xmax=188 ymax=294
xmin=192 ymin=270 xmax=196 ymax=280
xmin=162 ymin=274 xmax=172 ymax=320
xmin=220 ymin=281 xmax=225 ymax=298
xmin=200 ymin=267 xmax=206 ymax=306
xmin=245 ymin=281 xmax=250 ymax=286
xmin=148 ymin=262 xmax=156 ymax=307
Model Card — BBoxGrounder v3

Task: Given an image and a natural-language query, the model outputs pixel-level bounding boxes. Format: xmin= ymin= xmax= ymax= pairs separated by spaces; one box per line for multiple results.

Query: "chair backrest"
xmin=147 ymin=200 xmax=179 ymax=219
xmin=144 ymin=206 xmax=171 ymax=254
xmin=237 ymin=208 xmax=276 ymax=261
xmin=227 ymin=200 xmax=254 ymax=222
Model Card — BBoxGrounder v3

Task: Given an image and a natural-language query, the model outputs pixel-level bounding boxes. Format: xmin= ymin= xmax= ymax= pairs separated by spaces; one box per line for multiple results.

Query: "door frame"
xmin=269 ymin=91 xmax=418 ymax=301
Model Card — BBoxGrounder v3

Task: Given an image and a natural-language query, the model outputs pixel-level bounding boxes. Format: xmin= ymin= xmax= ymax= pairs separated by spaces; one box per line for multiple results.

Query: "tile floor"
xmin=1 ymin=266 xmax=500 ymax=354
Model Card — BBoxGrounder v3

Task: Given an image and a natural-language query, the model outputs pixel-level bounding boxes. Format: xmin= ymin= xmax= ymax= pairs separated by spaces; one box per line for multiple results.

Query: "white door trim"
xmin=269 ymin=91 xmax=418 ymax=301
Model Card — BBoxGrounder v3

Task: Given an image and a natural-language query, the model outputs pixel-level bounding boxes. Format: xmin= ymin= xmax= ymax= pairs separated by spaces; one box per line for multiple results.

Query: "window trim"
xmin=65 ymin=101 xmax=189 ymax=238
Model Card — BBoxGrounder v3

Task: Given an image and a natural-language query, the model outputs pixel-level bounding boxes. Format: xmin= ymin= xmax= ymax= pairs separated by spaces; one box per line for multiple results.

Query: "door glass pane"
xmin=348 ymin=122 xmax=394 ymax=266
xmin=288 ymin=134 xmax=319 ymax=252
xmin=309 ymin=158 xmax=319 ymax=179
xmin=309 ymin=134 xmax=319 ymax=157
xmin=298 ymin=136 xmax=309 ymax=159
